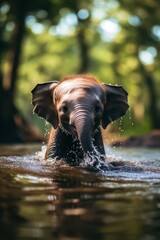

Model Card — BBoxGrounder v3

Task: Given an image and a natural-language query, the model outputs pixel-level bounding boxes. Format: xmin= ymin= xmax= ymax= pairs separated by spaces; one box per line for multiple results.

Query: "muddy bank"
xmin=111 ymin=130 xmax=160 ymax=148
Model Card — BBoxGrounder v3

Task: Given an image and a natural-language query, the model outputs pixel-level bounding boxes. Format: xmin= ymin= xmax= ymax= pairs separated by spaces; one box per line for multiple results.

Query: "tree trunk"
xmin=0 ymin=0 xmax=43 ymax=143
xmin=70 ymin=2 xmax=90 ymax=73
xmin=77 ymin=26 xmax=90 ymax=73
xmin=139 ymin=64 xmax=160 ymax=129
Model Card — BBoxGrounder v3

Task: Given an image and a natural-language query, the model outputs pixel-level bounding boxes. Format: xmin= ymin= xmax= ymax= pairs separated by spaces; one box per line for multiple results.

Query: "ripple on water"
xmin=0 ymin=145 xmax=160 ymax=183
xmin=0 ymin=144 xmax=160 ymax=240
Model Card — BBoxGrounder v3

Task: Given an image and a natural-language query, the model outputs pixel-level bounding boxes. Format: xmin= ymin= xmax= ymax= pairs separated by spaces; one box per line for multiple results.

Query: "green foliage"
xmin=1 ymin=0 xmax=160 ymax=135
xmin=16 ymin=33 xmax=79 ymax=124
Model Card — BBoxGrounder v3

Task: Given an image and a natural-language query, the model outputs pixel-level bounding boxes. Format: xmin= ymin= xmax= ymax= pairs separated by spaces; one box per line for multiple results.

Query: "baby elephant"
xmin=32 ymin=75 xmax=129 ymax=167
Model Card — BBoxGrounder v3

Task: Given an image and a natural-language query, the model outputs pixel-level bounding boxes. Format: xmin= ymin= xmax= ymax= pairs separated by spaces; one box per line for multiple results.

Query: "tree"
xmin=0 ymin=0 xmax=92 ymax=143
xmin=0 ymin=0 xmax=58 ymax=143
xmin=1 ymin=0 xmax=160 ymax=144
xmin=0 ymin=0 xmax=29 ymax=143
xmin=114 ymin=0 xmax=160 ymax=129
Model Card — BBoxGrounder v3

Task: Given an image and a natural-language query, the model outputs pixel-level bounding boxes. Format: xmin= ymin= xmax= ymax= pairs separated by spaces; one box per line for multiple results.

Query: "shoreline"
xmin=111 ymin=130 xmax=160 ymax=148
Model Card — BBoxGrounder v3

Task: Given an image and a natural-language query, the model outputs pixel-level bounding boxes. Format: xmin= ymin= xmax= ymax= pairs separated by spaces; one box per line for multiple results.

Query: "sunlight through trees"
xmin=0 ymin=0 xmax=160 ymax=142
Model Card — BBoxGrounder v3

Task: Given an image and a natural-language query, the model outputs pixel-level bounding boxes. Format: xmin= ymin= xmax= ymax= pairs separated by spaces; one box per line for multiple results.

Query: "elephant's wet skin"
xmin=32 ymin=74 xmax=129 ymax=171
xmin=46 ymin=126 xmax=85 ymax=166
xmin=46 ymin=126 xmax=113 ymax=172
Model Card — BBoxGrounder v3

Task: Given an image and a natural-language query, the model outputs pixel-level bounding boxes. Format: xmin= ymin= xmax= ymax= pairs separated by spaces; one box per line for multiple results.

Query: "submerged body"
xmin=46 ymin=126 xmax=105 ymax=166
xmin=32 ymin=75 xmax=129 ymax=169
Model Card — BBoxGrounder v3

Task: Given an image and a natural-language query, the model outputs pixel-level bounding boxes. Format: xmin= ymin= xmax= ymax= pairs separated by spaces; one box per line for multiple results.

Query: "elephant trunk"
xmin=71 ymin=108 xmax=95 ymax=154
xmin=71 ymin=107 xmax=110 ymax=171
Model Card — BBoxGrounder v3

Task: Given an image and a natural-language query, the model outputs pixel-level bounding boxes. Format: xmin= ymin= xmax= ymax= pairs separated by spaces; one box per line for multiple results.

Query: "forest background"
xmin=0 ymin=0 xmax=160 ymax=143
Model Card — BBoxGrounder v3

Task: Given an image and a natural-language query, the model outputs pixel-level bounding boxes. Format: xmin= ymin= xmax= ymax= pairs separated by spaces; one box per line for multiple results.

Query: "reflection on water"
xmin=0 ymin=144 xmax=160 ymax=240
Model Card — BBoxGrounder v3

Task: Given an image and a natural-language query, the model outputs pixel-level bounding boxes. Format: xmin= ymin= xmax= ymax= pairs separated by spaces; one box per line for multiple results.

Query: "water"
xmin=0 ymin=144 xmax=160 ymax=240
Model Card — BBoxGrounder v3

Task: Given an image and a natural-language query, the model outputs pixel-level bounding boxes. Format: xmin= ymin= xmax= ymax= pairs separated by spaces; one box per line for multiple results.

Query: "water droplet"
xmin=128 ymin=108 xmax=134 ymax=127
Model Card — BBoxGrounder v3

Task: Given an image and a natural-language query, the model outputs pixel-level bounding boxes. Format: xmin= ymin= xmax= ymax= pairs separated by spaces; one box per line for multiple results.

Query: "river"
xmin=0 ymin=144 xmax=160 ymax=240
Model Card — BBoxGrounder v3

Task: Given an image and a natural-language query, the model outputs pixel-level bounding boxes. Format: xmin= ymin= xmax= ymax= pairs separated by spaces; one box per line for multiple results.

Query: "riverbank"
xmin=111 ymin=130 xmax=160 ymax=148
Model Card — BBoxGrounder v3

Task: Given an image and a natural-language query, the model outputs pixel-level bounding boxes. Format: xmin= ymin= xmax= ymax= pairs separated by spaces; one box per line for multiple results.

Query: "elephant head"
xmin=32 ymin=75 xmax=129 ymax=159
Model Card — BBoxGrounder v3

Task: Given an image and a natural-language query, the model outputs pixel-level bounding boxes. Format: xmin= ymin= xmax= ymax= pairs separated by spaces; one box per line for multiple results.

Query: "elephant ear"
xmin=102 ymin=84 xmax=129 ymax=129
xmin=31 ymin=81 xmax=58 ymax=128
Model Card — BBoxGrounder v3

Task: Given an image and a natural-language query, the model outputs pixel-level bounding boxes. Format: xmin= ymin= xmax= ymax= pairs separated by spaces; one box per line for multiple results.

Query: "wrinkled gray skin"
xmin=32 ymin=75 xmax=129 ymax=171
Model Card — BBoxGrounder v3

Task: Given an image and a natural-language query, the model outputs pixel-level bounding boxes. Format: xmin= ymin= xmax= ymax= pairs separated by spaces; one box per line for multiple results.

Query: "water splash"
xmin=128 ymin=107 xmax=134 ymax=126
xmin=33 ymin=144 xmax=160 ymax=181
xmin=44 ymin=121 xmax=51 ymax=137
xmin=1 ymin=144 xmax=159 ymax=183
xmin=36 ymin=144 xmax=46 ymax=161
xmin=81 ymin=152 xmax=114 ymax=172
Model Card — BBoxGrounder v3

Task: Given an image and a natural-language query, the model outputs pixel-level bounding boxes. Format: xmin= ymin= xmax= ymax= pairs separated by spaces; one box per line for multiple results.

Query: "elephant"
xmin=32 ymin=74 xmax=129 ymax=170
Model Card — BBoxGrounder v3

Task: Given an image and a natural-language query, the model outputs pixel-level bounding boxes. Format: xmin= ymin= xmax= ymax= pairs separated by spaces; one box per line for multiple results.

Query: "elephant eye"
xmin=60 ymin=104 xmax=68 ymax=113
xmin=95 ymin=104 xmax=102 ymax=113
